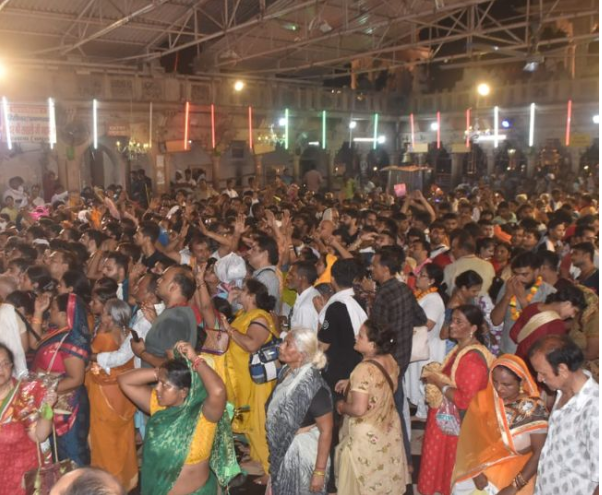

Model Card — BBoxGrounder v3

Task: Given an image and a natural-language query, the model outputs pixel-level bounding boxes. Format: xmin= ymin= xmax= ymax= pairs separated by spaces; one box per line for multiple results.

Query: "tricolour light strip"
xmin=2 ymin=96 xmax=11 ymax=150
xmin=284 ymin=108 xmax=289 ymax=150
xmin=465 ymin=108 xmax=471 ymax=149
xmin=184 ymin=101 xmax=190 ymax=150
xmin=373 ymin=113 xmax=379 ymax=150
xmin=322 ymin=110 xmax=327 ymax=150
xmin=493 ymin=106 xmax=499 ymax=148
xmin=93 ymin=99 xmax=98 ymax=149
xmin=410 ymin=113 xmax=415 ymax=149
xmin=210 ymin=103 xmax=216 ymax=150
xmin=565 ymin=99 xmax=572 ymax=146
xmin=248 ymin=106 xmax=253 ymax=151
xmin=528 ymin=103 xmax=535 ymax=147
xmin=48 ymin=98 xmax=57 ymax=149
xmin=436 ymin=111 xmax=441 ymax=149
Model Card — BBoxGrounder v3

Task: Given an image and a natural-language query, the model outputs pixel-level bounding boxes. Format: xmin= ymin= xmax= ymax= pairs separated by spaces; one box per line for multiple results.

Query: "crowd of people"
xmin=0 ymin=170 xmax=598 ymax=495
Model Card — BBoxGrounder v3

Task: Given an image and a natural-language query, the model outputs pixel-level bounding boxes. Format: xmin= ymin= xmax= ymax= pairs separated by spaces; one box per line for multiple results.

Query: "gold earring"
xmin=519 ymin=383 xmax=524 ymax=394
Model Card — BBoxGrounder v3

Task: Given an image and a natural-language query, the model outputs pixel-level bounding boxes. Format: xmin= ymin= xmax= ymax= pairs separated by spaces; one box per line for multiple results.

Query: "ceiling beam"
xmin=244 ymin=9 xmax=598 ymax=75
xmin=117 ymin=0 xmax=325 ymax=62
xmin=61 ymin=0 xmax=173 ymax=55
xmin=213 ymin=0 xmax=491 ymax=69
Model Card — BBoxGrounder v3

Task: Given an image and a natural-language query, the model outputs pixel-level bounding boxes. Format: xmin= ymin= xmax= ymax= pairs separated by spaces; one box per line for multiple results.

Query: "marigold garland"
xmin=414 ymin=286 xmax=439 ymax=300
xmin=509 ymin=277 xmax=543 ymax=321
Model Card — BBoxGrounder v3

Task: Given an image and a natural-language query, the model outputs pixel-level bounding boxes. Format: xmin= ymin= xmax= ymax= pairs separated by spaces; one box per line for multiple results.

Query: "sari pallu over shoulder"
xmin=141 ymin=353 xmax=239 ymax=495
xmin=452 ymin=355 xmax=548 ymax=492
xmin=266 ymin=364 xmax=329 ymax=495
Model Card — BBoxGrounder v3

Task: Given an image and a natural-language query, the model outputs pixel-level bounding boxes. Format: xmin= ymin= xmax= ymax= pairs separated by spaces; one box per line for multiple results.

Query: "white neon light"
xmin=93 ymin=99 xmax=98 ymax=149
xmin=353 ymin=136 xmax=386 ymax=143
xmin=493 ymin=106 xmax=499 ymax=148
xmin=2 ymin=96 xmax=11 ymax=150
xmin=476 ymin=134 xmax=507 ymax=142
xmin=48 ymin=98 xmax=57 ymax=149
xmin=529 ymin=103 xmax=535 ymax=147
xmin=308 ymin=141 xmax=320 ymax=146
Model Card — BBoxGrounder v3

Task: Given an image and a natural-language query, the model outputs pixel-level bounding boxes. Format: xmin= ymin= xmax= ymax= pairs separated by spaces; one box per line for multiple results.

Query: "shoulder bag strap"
xmin=16 ymin=310 xmax=41 ymax=342
xmin=250 ymin=319 xmax=278 ymax=340
xmin=46 ymin=332 xmax=71 ymax=374
xmin=365 ymin=359 xmax=396 ymax=394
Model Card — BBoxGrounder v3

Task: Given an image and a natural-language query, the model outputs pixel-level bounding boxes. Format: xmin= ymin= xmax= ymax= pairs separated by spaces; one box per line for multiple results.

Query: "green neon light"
xmin=322 ymin=110 xmax=327 ymax=150
xmin=285 ymin=108 xmax=289 ymax=150
xmin=373 ymin=113 xmax=379 ymax=150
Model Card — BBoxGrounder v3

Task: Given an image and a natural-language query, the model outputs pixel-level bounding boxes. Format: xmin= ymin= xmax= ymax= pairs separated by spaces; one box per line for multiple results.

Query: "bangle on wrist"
xmin=441 ymin=385 xmax=451 ymax=396
xmin=32 ymin=317 xmax=43 ymax=325
xmin=193 ymin=356 xmax=205 ymax=369
xmin=313 ymin=470 xmax=326 ymax=477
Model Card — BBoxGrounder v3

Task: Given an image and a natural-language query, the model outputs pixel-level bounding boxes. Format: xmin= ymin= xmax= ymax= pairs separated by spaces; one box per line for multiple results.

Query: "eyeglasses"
xmin=0 ymin=361 xmax=13 ymax=369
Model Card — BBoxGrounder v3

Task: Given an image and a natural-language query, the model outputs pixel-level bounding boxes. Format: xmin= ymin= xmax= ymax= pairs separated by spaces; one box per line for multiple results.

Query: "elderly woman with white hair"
xmin=266 ymin=328 xmax=333 ymax=495
xmin=86 ymin=298 xmax=138 ymax=491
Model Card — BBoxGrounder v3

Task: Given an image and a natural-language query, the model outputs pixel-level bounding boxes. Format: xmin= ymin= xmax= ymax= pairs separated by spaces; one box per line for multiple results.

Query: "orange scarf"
xmin=452 ymin=355 xmax=547 ymax=493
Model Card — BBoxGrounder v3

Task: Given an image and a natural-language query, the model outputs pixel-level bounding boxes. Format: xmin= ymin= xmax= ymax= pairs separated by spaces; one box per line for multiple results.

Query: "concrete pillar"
xmin=292 ymin=154 xmax=301 ymax=182
xmin=327 ymin=152 xmax=335 ymax=190
xmin=451 ymin=153 xmax=463 ymax=186
xmin=486 ymin=149 xmax=495 ymax=178
xmin=162 ymin=153 xmax=174 ymax=194
xmin=526 ymin=154 xmax=537 ymax=178
xmin=211 ymin=154 xmax=220 ymax=190
xmin=569 ymin=149 xmax=581 ymax=175
xmin=154 ymin=153 xmax=168 ymax=195
xmin=254 ymin=154 xmax=263 ymax=187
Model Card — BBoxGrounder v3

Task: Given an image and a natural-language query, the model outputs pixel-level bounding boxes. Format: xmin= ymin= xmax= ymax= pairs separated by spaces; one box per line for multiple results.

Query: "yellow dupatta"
xmin=452 ymin=355 xmax=547 ymax=492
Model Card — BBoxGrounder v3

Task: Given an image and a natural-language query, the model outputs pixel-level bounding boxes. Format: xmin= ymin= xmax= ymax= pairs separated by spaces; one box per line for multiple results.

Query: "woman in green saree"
xmin=118 ymin=341 xmax=237 ymax=495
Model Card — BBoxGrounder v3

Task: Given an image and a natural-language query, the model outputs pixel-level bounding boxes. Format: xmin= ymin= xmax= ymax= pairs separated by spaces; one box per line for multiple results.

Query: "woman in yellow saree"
xmin=452 ymin=354 xmax=548 ymax=495
xmin=220 ymin=278 xmax=279 ymax=485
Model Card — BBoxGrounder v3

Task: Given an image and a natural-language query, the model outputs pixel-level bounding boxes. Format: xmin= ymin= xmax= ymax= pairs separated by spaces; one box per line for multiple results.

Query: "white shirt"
xmin=97 ymin=303 xmax=165 ymax=372
xmin=290 ymin=286 xmax=320 ymax=333
xmin=535 ymin=372 xmax=599 ymax=495
xmin=0 ymin=304 xmax=27 ymax=378
xmin=222 ymin=188 xmax=239 ymax=199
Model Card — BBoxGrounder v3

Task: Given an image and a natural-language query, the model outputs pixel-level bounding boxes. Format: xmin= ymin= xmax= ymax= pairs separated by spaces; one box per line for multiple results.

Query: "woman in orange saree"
xmin=86 ymin=298 xmax=138 ymax=491
xmin=452 ymin=354 xmax=548 ymax=495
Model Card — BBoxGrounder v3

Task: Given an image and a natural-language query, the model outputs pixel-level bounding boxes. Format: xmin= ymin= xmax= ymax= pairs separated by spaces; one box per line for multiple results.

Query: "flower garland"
xmin=414 ymin=286 xmax=439 ymax=300
xmin=509 ymin=277 xmax=543 ymax=321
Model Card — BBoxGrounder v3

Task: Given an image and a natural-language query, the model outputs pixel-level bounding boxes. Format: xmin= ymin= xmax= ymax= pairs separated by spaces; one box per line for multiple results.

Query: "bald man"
xmin=50 ymin=467 xmax=125 ymax=495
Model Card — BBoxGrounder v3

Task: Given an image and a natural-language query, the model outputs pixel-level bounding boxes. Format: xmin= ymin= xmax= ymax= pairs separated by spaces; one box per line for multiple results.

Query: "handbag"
xmin=38 ymin=333 xmax=75 ymax=416
xmin=248 ymin=320 xmax=281 ymax=384
xmin=22 ymin=426 xmax=76 ymax=495
xmin=410 ymin=325 xmax=430 ymax=363
xmin=435 ymin=397 xmax=461 ymax=436
xmin=200 ymin=327 xmax=230 ymax=356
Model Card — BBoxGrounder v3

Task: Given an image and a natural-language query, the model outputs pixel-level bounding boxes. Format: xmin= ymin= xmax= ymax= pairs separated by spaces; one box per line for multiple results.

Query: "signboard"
xmin=411 ymin=143 xmax=428 ymax=153
xmin=254 ymin=142 xmax=276 ymax=155
xmin=451 ymin=143 xmax=469 ymax=153
xmin=106 ymin=124 xmax=130 ymax=137
xmin=570 ymin=133 xmax=591 ymax=148
xmin=1 ymin=104 xmax=50 ymax=143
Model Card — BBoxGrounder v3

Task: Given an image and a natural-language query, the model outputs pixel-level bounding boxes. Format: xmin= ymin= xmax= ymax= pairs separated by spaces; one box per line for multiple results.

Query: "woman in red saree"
xmin=86 ymin=298 xmax=138 ymax=491
xmin=452 ymin=355 xmax=548 ymax=494
xmin=418 ymin=305 xmax=494 ymax=495
xmin=0 ymin=343 xmax=57 ymax=495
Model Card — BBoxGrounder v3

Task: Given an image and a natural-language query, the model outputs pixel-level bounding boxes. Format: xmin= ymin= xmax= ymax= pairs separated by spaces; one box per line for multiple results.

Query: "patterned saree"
xmin=141 ymin=352 xmax=239 ymax=495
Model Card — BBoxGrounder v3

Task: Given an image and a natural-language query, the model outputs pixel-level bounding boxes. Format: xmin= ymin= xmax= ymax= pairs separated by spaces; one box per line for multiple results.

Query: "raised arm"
xmin=175 ymin=342 xmax=227 ymax=423
xmin=117 ymin=367 xmax=156 ymax=414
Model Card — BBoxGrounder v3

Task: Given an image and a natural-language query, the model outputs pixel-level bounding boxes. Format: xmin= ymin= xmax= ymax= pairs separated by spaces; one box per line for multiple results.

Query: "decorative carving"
xmin=142 ymin=81 xmax=163 ymax=101
xmin=191 ymin=83 xmax=212 ymax=103
xmin=111 ymin=80 xmax=133 ymax=100
xmin=77 ymin=76 xmax=103 ymax=98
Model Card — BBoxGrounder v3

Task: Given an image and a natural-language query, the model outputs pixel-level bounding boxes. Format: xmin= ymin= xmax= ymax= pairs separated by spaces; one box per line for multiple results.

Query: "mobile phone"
xmin=130 ymin=329 xmax=141 ymax=343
